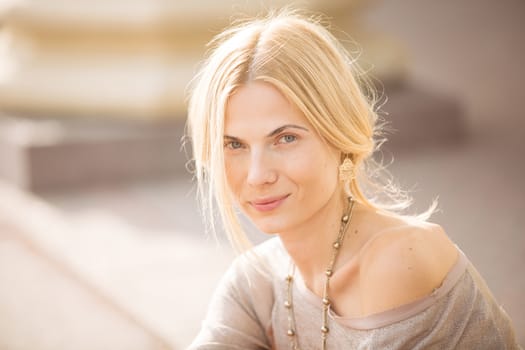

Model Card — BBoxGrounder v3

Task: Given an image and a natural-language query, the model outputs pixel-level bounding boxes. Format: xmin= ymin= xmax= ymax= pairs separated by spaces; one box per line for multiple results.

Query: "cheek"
xmin=286 ymin=151 xmax=339 ymax=194
xmin=225 ymin=157 xmax=245 ymax=195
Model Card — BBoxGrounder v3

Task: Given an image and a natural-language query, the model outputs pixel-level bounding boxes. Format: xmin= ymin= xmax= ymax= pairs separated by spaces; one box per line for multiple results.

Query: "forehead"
xmin=224 ymin=81 xmax=309 ymax=135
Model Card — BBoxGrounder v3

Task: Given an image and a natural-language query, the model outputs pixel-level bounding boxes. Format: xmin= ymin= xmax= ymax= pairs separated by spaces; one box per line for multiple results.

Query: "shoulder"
xmin=358 ymin=219 xmax=458 ymax=315
xmin=226 ymin=237 xmax=287 ymax=284
xmin=213 ymin=238 xmax=283 ymax=310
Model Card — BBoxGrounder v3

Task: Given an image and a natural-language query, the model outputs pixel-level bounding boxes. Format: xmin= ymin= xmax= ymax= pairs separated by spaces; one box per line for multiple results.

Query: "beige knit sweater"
xmin=189 ymin=238 xmax=520 ymax=349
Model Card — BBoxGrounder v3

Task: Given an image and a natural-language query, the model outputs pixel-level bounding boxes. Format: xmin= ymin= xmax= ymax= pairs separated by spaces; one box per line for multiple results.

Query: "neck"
xmin=278 ymin=191 xmax=349 ymax=291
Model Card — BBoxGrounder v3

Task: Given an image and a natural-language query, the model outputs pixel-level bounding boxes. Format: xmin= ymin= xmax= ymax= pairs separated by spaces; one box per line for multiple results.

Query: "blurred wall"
xmin=0 ymin=0 xmax=404 ymax=120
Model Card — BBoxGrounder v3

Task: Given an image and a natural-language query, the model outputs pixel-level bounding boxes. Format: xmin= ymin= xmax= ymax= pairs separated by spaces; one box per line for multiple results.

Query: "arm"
xmin=188 ymin=255 xmax=273 ymax=350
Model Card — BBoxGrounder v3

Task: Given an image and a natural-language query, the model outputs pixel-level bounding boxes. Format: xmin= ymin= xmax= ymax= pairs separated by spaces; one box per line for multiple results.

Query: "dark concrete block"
xmin=0 ymin=117 xmax=188 ymax=192
xmin=381 ymin=82 xmax=467 ymax=152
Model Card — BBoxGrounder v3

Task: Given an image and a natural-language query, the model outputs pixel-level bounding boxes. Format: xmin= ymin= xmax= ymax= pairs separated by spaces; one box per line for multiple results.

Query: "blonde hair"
xmin=186 ymin=10 xmax=427 ymax=252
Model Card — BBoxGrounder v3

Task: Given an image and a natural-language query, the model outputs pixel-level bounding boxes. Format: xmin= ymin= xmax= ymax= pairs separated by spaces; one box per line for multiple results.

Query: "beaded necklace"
xmin=284 ymin=196 xmax=355 ymax=349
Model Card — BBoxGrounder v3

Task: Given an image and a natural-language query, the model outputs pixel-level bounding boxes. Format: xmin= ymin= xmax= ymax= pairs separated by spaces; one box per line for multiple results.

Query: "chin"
xmin=242 ymin=204 xmax=296 ymax=235
xmin=250 ymin=216 xmax=290 ymax=235
xmin=258 ymin=226 xmax=280 ymax=235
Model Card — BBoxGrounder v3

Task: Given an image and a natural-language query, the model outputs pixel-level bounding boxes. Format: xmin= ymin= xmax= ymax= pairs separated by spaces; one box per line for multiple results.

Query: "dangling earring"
xmin=339 ymin=157 xmax=355 ymax=183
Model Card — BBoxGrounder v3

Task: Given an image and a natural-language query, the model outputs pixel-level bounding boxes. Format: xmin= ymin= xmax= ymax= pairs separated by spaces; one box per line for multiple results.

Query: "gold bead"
xmin=287 ymin=329 xmax=295 ymax=337
xmin=284 ymin=301 xmax=292 ymax=308
xmin=325 ymin=269 xmax=333 ymax=277
xmin=321 ymin=326 xmax=329 ymax=334
xmin=322 ymin=298 xmax=330 ymax=306
xmin=333 ymin=241 xmax=341 ymax=249
xmin=342 ymin=214 xmax=349 ymax=223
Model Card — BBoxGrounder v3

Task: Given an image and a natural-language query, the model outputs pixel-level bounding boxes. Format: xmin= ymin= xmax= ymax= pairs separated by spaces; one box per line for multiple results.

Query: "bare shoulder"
xmin=358 ymin=218 xmax=458 ymax=316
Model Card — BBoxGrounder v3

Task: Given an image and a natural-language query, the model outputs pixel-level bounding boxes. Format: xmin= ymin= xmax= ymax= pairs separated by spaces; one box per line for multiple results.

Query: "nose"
xmin=246 ymin=150 xmax=278 ymax=186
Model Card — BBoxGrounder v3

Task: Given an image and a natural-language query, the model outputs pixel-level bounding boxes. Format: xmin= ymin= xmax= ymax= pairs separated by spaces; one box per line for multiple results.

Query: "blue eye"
xmin=278 ymin=134 xmax=297 ymax=144
xmin=225 ymin=141 xmax=243 ymax=149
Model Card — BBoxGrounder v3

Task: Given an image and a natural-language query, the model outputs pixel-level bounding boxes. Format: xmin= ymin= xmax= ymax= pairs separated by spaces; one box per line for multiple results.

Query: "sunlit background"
xmin=0 ymin=0 xmax=523 ymax=348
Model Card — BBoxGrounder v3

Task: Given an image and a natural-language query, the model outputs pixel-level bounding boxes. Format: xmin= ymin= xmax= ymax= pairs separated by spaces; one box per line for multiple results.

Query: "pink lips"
xmin=250 ymin=194 xmax=289 ymax=212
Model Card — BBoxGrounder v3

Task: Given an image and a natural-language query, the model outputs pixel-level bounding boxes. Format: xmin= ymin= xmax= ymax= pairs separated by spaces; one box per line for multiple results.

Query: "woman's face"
xmin=224 ymin=81 xmax=342 ymax=234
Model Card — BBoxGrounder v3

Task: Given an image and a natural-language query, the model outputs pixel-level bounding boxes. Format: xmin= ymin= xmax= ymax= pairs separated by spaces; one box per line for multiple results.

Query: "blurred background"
xmin=0 ymin=0 xmax=523 ymax=348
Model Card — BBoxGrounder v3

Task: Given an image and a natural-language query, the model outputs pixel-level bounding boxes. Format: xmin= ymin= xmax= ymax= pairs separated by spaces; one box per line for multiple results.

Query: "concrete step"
xmin=0 ymin=181 xmax=234 ymax=348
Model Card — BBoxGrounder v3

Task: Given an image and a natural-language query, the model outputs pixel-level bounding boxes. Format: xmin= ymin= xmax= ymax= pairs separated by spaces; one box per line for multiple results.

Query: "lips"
xmin=250 ymin=194 xmax=290 ymax=212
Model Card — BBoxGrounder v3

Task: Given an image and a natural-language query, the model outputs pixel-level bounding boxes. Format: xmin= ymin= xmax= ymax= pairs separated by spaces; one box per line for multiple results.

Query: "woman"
xmin=186 ymin=10 xmax=520 ymax=350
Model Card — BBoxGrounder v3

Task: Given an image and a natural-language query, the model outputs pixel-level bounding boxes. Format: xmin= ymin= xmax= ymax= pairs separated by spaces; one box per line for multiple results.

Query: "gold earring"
xmin=339 ymin=157 xmax=354 ymax=182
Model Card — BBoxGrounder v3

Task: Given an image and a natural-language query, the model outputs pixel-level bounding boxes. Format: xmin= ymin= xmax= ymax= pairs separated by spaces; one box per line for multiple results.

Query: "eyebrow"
xmin=267 ymin=124 xmax=309 ymax=137
xmin=224 ymin=124 xmax=309 ymax=140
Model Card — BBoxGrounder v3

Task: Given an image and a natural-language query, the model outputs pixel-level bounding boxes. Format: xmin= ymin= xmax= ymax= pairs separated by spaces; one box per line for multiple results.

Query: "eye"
xmin=225 ymin=140 xmax=244 ymax=150
xmin=277 ymin=134 xmax=297 ymax=144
